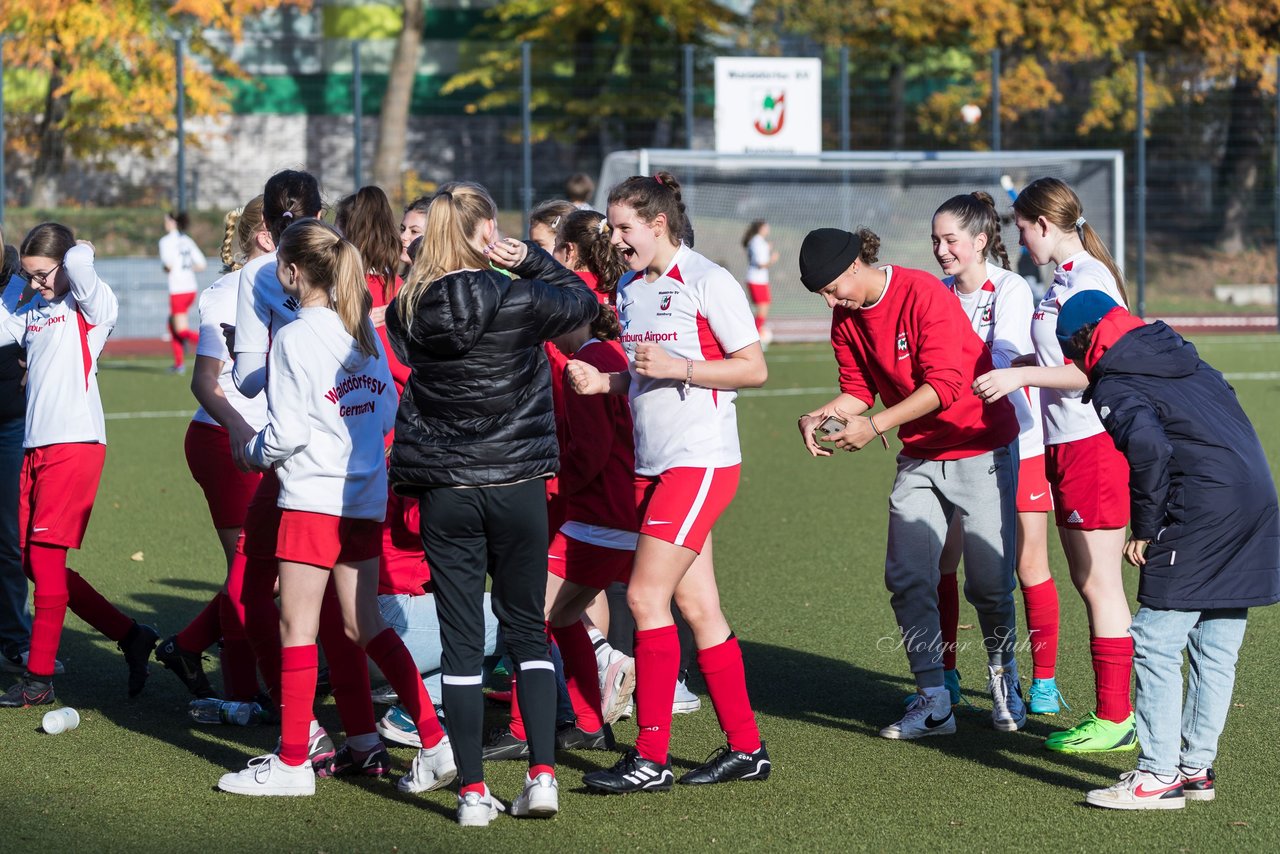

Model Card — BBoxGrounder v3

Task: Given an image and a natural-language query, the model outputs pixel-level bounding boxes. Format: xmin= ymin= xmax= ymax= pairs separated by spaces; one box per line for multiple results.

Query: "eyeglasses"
xmin=20 ymin=264 xmax=61 ymax=286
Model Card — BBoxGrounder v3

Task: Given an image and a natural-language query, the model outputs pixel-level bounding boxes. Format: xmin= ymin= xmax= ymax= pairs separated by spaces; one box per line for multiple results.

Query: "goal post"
xmin=596 ymin=150 xmax=1124 ymax=342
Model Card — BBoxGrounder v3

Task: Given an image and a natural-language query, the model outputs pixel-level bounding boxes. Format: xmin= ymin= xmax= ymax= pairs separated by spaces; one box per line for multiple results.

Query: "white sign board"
xmin=714 ymin=57 xmax=822 ymax=154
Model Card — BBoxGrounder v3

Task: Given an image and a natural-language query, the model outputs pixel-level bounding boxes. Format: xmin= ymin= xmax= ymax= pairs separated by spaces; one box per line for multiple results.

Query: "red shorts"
xmin=1046 ymin=432 xmax=1131 ymax=530
xmin=184 ymin=421 xmax=262 ymax=529
xmin=277 ymin=509 xmax=382 ymax=568
xmin=635 ymin=465 xmax=740 ymax=553
xmin=240 ymin=471 xmax=284 ymax=561
xmin=748 ymin=282 xmax=771 ymax=306
xmin=547 ymin=530 xmax=634 ymax=589
xmin=169 ymin=292 xmax=196 ymax=315
xmin=19 ymin=443 xmax=106 ymax=550
xmin=1016 ymin=453 xmax=1053 ymax=514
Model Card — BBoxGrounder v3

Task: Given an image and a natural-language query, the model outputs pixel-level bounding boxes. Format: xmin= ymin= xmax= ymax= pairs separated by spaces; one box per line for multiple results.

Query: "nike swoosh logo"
xmin=925 ymin=713 xmax=952 ymax=728
xmin=645 ymin=519 xmax=672 ymax=526
xmin=32 ymin=527 xmax=49 ymax=533
xmin=1029 ymin=492 xmax=1046 ymax=501
xmin=1135 ymin=783 xmax=1183 ymax=797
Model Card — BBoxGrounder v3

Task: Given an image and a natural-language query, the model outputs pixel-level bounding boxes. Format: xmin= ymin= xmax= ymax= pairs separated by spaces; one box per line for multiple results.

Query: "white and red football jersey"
xmin=1030 ymin=252 xmax=1126 ymax=445
xmin=0 ymin=244 xmax=116 ymax=447
xmin=192 ymin=271 xmax=268 ymax=431
xmin=617 ymin=244 xmax=759 ymax=475
xmin=944 ymin=262 xmax=1044 ymax=459
xmin=234 ymin=250 xmax=298 ymax=357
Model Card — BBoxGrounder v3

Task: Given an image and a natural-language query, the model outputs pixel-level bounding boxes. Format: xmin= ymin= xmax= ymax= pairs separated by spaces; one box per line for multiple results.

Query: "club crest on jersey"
xmin=896 ymin=331 xmax=909 ymax=360
xmin=980 ymin=304 xmax=993 ymax=325
xmin=659 ymin=294 xmax=672 ymax=311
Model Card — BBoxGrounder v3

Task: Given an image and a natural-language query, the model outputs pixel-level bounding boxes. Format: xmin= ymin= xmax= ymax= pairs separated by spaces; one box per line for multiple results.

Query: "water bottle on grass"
xmin=189 ymin=698 xmax=263 ymax=726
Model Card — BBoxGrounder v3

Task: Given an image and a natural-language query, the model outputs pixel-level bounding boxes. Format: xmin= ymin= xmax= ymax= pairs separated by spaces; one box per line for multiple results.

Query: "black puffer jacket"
xmin=386 ymin=242 xmax=599 ymax=490
xmin=0 ymin=246 xmax=25 ymax=424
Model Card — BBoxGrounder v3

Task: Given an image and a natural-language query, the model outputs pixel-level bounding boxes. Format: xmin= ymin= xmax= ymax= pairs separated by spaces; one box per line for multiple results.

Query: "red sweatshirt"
xmin=559 ymin=338 xmax=639 ymax=532
xmin=831 ymin=266 xmax=1018 ymax=460
xmin=368 ymin=273 xmax=411 ymax=395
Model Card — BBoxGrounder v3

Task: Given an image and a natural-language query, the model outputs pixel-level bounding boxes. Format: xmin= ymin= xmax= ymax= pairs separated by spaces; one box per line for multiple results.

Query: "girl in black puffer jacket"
xmin=386 ymin=181 xmax=597 ymax=825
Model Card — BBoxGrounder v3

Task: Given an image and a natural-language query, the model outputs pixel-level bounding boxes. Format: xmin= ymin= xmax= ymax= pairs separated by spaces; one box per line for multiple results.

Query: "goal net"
xmin=596 ymin=150 xmax=1124 ymax=342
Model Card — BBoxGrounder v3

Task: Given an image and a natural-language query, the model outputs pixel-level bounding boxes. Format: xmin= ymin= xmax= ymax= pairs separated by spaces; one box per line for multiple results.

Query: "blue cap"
xmin=1056 ymin=290 xmax=1121 ymax=359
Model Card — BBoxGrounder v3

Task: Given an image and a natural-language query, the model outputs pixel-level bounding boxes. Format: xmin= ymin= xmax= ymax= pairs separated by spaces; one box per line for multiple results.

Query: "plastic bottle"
xmin=188 ymin=698 xmax=263 ymax=726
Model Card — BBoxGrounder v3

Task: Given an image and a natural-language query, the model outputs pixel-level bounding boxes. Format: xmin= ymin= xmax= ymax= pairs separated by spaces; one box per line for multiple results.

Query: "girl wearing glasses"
xmin=0 ymin=223 xmax=158 ymax=709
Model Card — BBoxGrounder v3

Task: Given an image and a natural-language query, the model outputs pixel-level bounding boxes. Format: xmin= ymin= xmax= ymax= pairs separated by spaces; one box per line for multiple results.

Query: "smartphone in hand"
xmin=816 ymin=416 xmax=846 ymax=438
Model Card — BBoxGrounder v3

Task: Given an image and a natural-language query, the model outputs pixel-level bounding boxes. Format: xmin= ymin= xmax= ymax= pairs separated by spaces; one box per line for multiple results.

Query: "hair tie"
xmin=654 ymin=174 xmax=665 ymax=186
xmin=1074 ymin=216 xmax=1086 ymax=229
xmin=597 ymin=218 xmax=609 ymax=235
xmin=281 ymin=211 xmax=294 ymax=220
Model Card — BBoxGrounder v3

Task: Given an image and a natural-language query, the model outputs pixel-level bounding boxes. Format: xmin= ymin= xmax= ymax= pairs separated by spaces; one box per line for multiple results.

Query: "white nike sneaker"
xmin=988 ymin=662 xmax=1028 ymax=732
xmin=879 ymin=688 xmax=955 ymax=739
xmin=1086 ymin=770 xmax=1186 ymax=810
xmin=598 ymin=650 xmax=636 ymax=725
xmin=457 ymin=785 xmax=506 ymax=827
xmin=672 ymin=675 xmax=702 ymax=714
xmin=217 ymin=754 xmax=315 ymax=797
xmin=397 ymin=735 xmax=458 ymax=793
xmin=510 ymin=771 xmax=559 ymax=817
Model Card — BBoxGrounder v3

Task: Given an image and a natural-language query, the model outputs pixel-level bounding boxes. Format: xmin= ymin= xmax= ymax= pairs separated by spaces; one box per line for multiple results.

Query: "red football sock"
xmin=319 ymin=586 xmax=375 ymax=738
xmin=217 ymin=585 xmax=259 ymax=701
xmin=1091 ymin=635 xmax=1134 ymax=722
xmin=460 ymin=781 xmax=487 ymax=797
xmin=66 ymin=567 xmax=134 ymax=641
xmin=175 ymin=593 xmax=223 ymax=654
xmin=754 ymin=315 xmax=765 ymax=334
xmin=508 ymin=671 xmax=525 ymax=742
xmin=169 ymin=335 xmax=185 ymax=369
xmin=25 ymin=545 xmax=70 ymax=676
xmin=239 ymin=554 xmax=282 ymax=701
xmin=937 ymin=572 xmax=959 ymax=671
xmin=179 ymin=328 xmax=199 ymax=345
xmin=634 ymin=624 xmax=680 ymax=764
xmin=279 ymin=644 xmax=318 ymax=766
xmin=529 ymin=764 xmax=554 ymax=778
xmin=698 ymin=635 xmax=761 ymax=754
xmin=1022 ymin=578 xmax=1060 ymax=680
xmin=366 ymin=627 xmax=444 ymax=748
xmin=550 ymin=621 xmax=605 ymax=733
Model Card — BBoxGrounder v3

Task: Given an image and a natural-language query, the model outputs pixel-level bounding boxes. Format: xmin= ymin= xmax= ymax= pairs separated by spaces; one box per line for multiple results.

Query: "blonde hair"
xmin=1013 ymin=177 xmax=1128 ymax=305
xmin=276 ymin=218 xmax=379 ymax=359
xmin=220 ymin=195 xmax=266 ymax=272
xmin=395 ymin=182 xmax=497 ymax=330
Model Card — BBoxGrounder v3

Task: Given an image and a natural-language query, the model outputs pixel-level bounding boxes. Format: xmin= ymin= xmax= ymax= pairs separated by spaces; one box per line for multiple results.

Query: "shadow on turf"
xmin=740 ymin=639 xmax=1130 ymax=790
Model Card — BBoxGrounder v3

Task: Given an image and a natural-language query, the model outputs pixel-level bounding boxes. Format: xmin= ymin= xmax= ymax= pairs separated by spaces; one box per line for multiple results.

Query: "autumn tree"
xmin=371 ymin=0 xmax=425 ymax=197
xmin=435 ymin=0 xmax=741 ymax=166
xmin=2 ymin=0 xmax=307 ymax=206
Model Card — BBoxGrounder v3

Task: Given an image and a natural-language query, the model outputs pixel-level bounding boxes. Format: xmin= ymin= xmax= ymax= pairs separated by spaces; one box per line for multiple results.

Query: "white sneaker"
xmin=510 ymin=771 xmax=559 ymax=818
xmin=2 ymin=651 xmax=65 ymax=675
xmin=457 ymin=785 xmax=506 ymax=827
xmin=988 ymin=662 xmax=1027 ymax=732
xmin=598 ymin=650 xmax=636 ymax=725
xmin=217 ymin=754 xmax=315 ymax=797
xmin=672 ymin=676 xmax=701 ymax=714
xmin=397 ymin=735 xmax=458 ymax=793
xmin=1086 ymin=770 xmax=1186 ymax=810
xmin=880 ymin=688 xmax=955 ymax=739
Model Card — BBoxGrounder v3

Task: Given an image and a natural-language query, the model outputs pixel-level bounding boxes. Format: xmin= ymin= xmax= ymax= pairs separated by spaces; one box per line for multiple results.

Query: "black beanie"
xmin=799 ymin=228 xmax=862 ymax=292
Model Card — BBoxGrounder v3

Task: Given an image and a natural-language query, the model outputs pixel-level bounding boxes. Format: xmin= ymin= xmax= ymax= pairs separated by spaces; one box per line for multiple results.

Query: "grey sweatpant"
xmin=884 ymin=444 xmax=1018 ymax=689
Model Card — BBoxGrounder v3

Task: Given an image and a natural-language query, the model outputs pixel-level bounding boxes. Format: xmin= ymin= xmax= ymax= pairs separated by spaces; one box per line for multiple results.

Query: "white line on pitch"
xmin=104 ymin=410 xmax=191 ymax=420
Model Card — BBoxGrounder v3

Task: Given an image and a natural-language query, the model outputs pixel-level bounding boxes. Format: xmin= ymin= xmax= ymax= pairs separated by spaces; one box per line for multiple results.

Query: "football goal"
xmin=596 ymin=150 xmax=1124 ymax=342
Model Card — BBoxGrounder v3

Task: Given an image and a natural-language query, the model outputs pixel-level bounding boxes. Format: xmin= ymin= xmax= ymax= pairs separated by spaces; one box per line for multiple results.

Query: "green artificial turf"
xmin=2 ymin=339 xmax=1279 ymax=851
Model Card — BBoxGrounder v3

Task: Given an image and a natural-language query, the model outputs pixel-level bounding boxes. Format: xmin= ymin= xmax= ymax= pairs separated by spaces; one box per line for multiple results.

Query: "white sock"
xmin=309 ymin=719 xmax=321 ymax=737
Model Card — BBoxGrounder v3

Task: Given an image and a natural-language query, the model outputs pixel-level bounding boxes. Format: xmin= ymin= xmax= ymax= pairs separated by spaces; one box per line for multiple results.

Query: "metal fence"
xmin=2 ymin=38 xmax=1279 ymax=329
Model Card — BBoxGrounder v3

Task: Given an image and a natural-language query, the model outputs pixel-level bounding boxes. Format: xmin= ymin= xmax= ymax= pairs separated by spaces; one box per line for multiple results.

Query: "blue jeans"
xmin=0 ymin=417 xmax=28 ymax=659
xmin=1130 ymin=605 xmax=1248 ymax=776
xmin=375 ymin=591 xmax=502 ymax=701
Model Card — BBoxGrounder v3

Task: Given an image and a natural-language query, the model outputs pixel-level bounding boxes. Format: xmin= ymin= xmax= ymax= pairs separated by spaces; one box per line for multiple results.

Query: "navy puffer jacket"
xmin=1085 ymin=315 xmax=1280 ymax=610
xmin=386 ymin=242 xmax=598 ymax=490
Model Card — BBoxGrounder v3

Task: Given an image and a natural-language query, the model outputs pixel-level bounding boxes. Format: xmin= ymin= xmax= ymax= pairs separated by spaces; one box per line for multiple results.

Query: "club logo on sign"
xmin=753 ymin=90 xmax=786 ymax=136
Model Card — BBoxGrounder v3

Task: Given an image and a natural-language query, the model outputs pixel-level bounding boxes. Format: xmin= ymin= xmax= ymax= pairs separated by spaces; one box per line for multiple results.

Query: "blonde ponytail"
xmin=1014 ymin=177 xmax=1128 ymax=306
xmin=395 ymin=182 xmax=496 ymax=332
xmin=220 ymin=207 xmax=244 ymax=272
xmin=331 ymin=239 xmax=378 ymax=359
